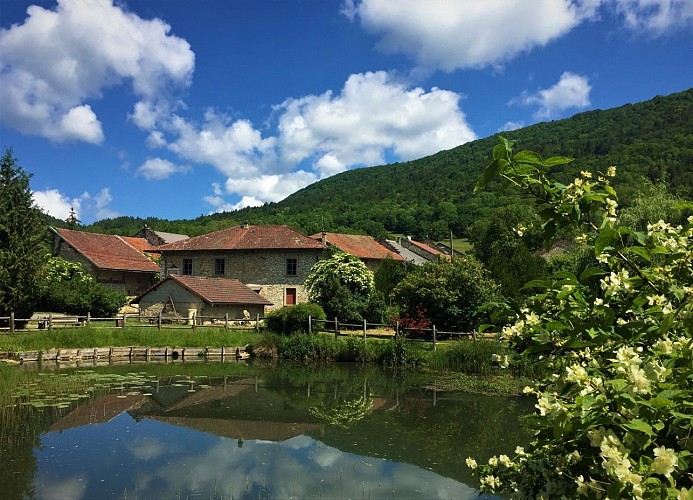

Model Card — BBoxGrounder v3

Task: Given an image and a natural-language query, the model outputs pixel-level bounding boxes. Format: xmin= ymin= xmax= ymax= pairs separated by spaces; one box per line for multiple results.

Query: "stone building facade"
xmin=158 ymin=225 xmax=325 ymax=311
xmin=51 ymin=227 xmax=160 ymax=295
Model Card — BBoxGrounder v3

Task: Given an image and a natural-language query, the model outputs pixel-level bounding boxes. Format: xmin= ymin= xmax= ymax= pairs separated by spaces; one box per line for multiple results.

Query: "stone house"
xmin=157 ymin=224 xmax=326 ymax=310
xmin=50 ymin=227 xmax=161 ymax=295
xmin=311 ymin=232 xmax=404 ymax=272
xmin=131 ymin=274 xmax=272 ymax=321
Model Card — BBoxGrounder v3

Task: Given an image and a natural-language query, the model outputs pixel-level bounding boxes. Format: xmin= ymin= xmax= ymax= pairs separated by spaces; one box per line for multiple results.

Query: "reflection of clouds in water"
xmin=34 ymin=475 xmax=87 ymax=500
xmin=130 ymin=434 xmax=474 ymax=499
xmin=127 ymin=437 xmax=168 ymax=460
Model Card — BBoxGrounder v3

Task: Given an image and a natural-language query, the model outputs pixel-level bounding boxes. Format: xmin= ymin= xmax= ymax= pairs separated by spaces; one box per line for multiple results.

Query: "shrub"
xmin=469 ymin=138 xmax=693 ymax=499
xmin=264 ymin=302 xmax=326 ymax=335
xmin=277 ymin=334 xmax=339 ymax=361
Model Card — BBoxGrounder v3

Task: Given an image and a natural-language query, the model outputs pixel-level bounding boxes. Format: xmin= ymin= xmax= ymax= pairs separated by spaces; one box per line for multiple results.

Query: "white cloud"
xmin=157 ymin=71 xmax=475 ymax=206
xmin=137 ymin=157 xmax=189 ymax=180
xmin=32 ymin=187 xmax=118 ymax=223
xmin=33 ymin=189 xmax=76 ymax=220
xmin=613 ymin=0 xmax=693 ymax=33
xmin=276 ymin=71 xmax=476 ymax=176
xmin=498 ymin=120 xmax=526 ymax=132
xmin=0 ymin=0 xmax=194 ymax=143
xmin=344 ymin=0 xmax=601 ymax=71
xmin=513 ymin=72 xmax=591 ymax=120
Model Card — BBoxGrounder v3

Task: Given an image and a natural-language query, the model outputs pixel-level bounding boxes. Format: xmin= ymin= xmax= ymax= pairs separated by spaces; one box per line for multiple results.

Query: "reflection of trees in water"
xmin=314 ymin=391 xmax=533 ymax=484
xmin=309 ymin=396 xmax=374 ymax=427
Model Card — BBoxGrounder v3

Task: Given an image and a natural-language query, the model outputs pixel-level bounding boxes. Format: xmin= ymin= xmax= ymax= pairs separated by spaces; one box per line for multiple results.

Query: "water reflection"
xmin=0 ymin=361 xmax=532 ymax=499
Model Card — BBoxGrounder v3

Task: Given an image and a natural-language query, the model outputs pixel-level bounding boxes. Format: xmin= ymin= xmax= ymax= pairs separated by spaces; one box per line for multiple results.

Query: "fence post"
xmin=158 ymin=311 xmax=162 ymax=330
xmin=432 ymin=324 xmax=437 ymax=352
xmin=9 ymin=312 xmax=14 ymax=334
xmin=86 ymin=311 xmax=91 ymax=326
xmin=256 ymin=313 xmax=260 ymax=332
xmin=48 ymin=312 xmax=53 ymax=331
xmin=308 ymin=315 xmax=312 ymax=335
xmin=225 ymin=313 xmax=229 ymax=329
xmin=122 ymin=313 xmax=126 ymax=328
xmin=473 ymin=330 xmax=477 ymax=340
xmin=395 ymin=321 xmax=399 ymax=339
xmin=334 ymin=317 xmax=338 ymax=339
xmin=192 ymin=314 xmax=196 ymax=331
xmin=363 ymin=318 xmax=367 ymax=340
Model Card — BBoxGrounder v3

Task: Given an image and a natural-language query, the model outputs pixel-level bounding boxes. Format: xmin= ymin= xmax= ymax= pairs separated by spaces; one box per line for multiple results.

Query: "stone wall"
xmin=54 ymin=241 xmax=155 ymax=295
xmin=161 ymin=248 xmax=322 ymax=310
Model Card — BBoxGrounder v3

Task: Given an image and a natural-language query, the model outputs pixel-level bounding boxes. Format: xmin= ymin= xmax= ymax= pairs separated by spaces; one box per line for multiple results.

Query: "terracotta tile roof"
xmin=311 ymin=232 xmax=403 ymax=261
xmin=120 ymin=236 xmax=158 ymax=254
xmin=53 ymin=228 xmax=161 ymax=273
xmin=136 ymin=275 xmax=272 ymax=305
xmin=159 ymin=224 xmax=325 ymax=251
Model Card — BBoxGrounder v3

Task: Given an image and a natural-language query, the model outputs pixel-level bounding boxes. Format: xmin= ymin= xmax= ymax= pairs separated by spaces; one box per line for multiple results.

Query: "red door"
xmin=286 ymin=288 xmax=297 ymax=305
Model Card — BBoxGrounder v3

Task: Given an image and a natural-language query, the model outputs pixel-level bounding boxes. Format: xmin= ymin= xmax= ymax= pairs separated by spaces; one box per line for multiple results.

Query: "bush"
xmin=264 ymin=303 xmax=326 ymax=335
xmin=277 ymin=334 xmax=339 ymax=361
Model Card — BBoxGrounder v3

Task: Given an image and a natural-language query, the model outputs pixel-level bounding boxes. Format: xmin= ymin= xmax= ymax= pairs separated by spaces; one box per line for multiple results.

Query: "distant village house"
xmin=50 ymin=227 xmax=161 ymax=295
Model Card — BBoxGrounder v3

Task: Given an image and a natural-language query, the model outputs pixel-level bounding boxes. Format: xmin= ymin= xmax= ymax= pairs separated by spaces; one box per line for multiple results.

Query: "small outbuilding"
xmin=131 ymin=274 xmax=273 ymax=322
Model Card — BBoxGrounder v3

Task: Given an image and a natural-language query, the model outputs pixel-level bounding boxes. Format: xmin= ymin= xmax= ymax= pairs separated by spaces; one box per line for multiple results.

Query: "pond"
xmin=0 ymin=360 xmax=533 ymax=499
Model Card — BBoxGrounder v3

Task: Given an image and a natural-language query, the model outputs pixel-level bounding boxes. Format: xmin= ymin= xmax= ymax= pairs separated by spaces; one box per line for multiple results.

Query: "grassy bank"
xmin=0 ymin=327 xmax=259 ymax=352
xmin=0 ymin=328 xmax=538 ymax=396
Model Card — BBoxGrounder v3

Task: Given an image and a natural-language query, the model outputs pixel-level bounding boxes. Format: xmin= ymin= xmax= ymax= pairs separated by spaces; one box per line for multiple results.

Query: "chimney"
xmin=321 ymin=230 xmax=328 ymax=246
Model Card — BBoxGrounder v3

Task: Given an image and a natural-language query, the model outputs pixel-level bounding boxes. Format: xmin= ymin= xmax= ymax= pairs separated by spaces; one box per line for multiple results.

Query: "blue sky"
xmin=1 ymin=0 xmax=691 ymax=224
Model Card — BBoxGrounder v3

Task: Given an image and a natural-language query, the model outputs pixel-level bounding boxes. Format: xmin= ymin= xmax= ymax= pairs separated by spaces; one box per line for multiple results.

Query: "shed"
xmin=131 ymin=275 xmax=272 ymax=321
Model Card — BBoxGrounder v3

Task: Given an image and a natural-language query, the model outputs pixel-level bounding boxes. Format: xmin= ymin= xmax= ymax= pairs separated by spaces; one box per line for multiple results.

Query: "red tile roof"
xmin=150 ymin=275 xmax=273 ymax=305
xmin=159 ymin=225 xmax=325 ymax=251
xmin=311 ymin=232 xmax=403 ymax=261
xmin=53 ymin=228 xmax=161 ymax=273
xmin=120 ymin=236 xmax=158 ymax=254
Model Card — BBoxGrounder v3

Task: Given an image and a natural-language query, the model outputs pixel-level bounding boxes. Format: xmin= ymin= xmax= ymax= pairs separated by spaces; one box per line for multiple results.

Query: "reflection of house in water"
xmin=49 ymin=393 xmax=148 ymax=432
xmin=129 ymin=377 xmax=323 ymax=442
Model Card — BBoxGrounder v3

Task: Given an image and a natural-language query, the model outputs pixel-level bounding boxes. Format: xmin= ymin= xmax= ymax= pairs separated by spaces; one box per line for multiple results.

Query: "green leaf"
xmin=544 ymin=156 xmax=574 ymax=167
xmin=628 ymin=246 xmax=652 ymax=262
xmin=513 ymin=150 xmax=545 ymax=167
xmin=623 ymin=419 xmax=654 ymax=436
xmin=580 ymin=267 xmax=608 ymax=281
xmin=595 ymin=228 xmax=617 ymax=255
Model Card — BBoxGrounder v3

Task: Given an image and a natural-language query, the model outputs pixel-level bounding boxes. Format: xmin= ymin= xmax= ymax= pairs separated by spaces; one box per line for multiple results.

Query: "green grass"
xmin=0 ymin=327 xmax=260 ymax=352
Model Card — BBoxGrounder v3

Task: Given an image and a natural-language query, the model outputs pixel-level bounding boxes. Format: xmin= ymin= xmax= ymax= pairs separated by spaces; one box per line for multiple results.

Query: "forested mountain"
xmin=84 ymin=89 xmax=693 ymax=239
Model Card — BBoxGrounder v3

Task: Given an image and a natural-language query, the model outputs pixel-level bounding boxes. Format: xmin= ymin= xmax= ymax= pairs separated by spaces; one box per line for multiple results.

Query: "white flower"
xmin=594 ymin=298 xmax=604 ymax=306
xmin=499 ymin=454 xmax=512 ymax=466
xmin=575 ymin=475 xmax=588 ymax=495
xmin=607 ymin=165 xmax=617 ymax=177
xmin=651 ymin=446 xmax=677 ymax=477
xmin=465 ymin=457 xmax=477 ymax=469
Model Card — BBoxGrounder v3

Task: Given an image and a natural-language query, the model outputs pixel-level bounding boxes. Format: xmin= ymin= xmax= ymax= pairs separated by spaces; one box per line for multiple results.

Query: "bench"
xmin=38 ymin=317 xmax=82 ymax=329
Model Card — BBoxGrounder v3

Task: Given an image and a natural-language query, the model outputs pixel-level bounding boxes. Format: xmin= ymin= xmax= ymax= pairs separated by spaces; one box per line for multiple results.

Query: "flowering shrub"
xmin=470 ymin=138 xmax=692 ymax=499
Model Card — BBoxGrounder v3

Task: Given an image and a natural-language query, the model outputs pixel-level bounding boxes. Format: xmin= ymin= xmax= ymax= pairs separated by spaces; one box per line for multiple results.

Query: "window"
xmin=215 ymin=258 xmax=225 ymax=276
xmin=286 ymin=258 xmax=297 ymax=276
xmin=182 ymin=258 xmax=193 ymax=275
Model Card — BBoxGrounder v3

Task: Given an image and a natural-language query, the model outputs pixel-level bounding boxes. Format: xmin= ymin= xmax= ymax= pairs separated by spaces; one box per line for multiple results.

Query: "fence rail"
xmin=0 ymin=311 xmax=263 ymax=333
xmin=309 ymin=316 xmax=477 ymax=350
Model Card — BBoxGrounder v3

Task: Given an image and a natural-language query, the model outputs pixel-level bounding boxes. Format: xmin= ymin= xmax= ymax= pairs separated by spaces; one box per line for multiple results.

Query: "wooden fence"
xmin=309 ymin=316 xmax=477 ymax=351
xmin=0 ymin=311 xmax=263 ymax=333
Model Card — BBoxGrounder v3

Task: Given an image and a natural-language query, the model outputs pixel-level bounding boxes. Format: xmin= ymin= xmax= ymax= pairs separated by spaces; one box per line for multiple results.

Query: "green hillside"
xmin=86 ymin=89 xmax=693 ymax=238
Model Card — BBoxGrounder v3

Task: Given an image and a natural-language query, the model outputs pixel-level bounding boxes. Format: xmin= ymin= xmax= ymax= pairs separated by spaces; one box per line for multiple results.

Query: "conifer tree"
xmin=0 ymin=148 xmax=47 ymax=321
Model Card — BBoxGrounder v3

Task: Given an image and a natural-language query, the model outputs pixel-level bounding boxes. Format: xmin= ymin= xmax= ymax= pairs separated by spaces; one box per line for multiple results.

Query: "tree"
xmin=392 ymin=256 xmax=499 ymax=333
xmin=37 ymin=257 xmax=126 ymax=317
xmin=469 ymin=137 xmax=693 ymax=499
xmin=306 ymin=251 xmax=384 ymax=322
xmin=0 ymin=148 xmax=47 ymax=321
